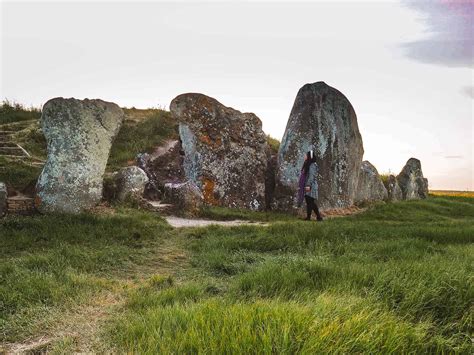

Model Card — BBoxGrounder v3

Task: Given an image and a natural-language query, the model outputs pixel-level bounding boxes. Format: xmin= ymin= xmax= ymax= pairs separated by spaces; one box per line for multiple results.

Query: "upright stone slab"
xmin=170 ymin=93 xmax=268 ymax=210
xmin=397 ymin=158 xmax=429 ymax=200
xmin=386 ymin=174 xmax=403 ymax=201
xmin=36 ymin=98 xmax=124 ymax=213
xmin=355 ymin=161 xmax=388 ymax=204
xmin=275 ymin=82 xmax=364 ymax=210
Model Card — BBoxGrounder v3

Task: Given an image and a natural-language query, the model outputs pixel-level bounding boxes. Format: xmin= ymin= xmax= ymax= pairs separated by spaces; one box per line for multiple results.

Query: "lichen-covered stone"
xmin=397 ymin=158 xmax=429 ymax=200
xmin=354 ymin=161 xmax=388 ymax=204
xmin=163 ymin=180 xmax=203 ymax=213
xmin=274 ymin=82 xmax=364 ymax=210
xmin=386 ymin=174 xmax=403 ymax=201
xmin=0 ymin=182 xmax=7 ymax=216
xmin=36 ymin=98 xmax=124 ymax=213
xmin=114 ymin=166 xmax=149 ymax=201
xmin=170 ymin=93 xmax=268 ymax=210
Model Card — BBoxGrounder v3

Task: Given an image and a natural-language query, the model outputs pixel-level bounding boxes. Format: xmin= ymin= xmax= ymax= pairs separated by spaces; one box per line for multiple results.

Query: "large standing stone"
xmin=355 ymin=161 xmax=388 ymax=204
xmin=114 ymin=166 xmax=149 ymax=201
xmin=397 ymin=158 xmax=429 ymax=200
xmin=275 ymin=82 xmax=364 ymax=210
xmin=170 ymin=93 xmax=268 ymax=210
xmin=0 ymin=182 xmax=7 ymax=217
xmin=36 ymin=98 xmax=124 ymax=213
xmin=386 ymin=174 xmax=403 ymax=201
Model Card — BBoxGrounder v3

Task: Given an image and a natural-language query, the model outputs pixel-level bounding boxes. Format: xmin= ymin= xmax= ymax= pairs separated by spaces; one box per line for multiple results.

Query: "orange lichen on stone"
xmin=202 ymin=177 xmax=218 ymax=205
xmin=199 ymin=134 xmax=222 ymax=149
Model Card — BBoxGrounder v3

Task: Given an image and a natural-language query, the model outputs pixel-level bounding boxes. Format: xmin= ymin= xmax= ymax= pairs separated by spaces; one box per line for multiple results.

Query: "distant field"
xmin=430 ymin=190 xmax=474 ymax=198
xmin=1 ymin=196 xmax=473 ymax=353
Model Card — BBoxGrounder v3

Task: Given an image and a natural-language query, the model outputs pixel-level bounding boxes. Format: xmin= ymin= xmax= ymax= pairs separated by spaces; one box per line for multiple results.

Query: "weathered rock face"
xmin=355 ymin=161 xmax=388 ymax=204
xmin=114 ymin=166 xmax=149 ymax=201
xmin=386 ymin=174 xmax=403 ymax=201
xmin=397 ymin=158 xmax=429 ymax=200
xmin=275 ymin=82 xmax=364 ymax=210
xmin=36 ymin=98 xmax=124 ymax=213
xmin=0 ymin=182 xmax=7 ymax=216
xmin=163 ymin=180 xmax=203 ymax=213
xmin=170 ymin=93 xmax=268 ymax=210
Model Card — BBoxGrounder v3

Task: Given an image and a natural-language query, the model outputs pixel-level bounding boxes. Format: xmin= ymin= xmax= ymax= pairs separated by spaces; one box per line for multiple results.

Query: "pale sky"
xmin=1 ymin=0 xmax=472 ymax=190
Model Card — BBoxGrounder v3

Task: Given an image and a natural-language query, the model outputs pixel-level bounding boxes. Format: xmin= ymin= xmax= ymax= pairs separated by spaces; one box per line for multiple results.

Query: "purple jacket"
xmin=297 ymin=169 xmax=306 ymax=206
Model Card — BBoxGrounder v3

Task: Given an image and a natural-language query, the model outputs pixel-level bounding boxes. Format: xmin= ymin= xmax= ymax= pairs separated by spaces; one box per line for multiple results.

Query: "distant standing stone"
xmin=114 ymin=166 xmax=149 ymax=201
xmin=397 ymin=158 xmax=429 ymax=200
xmin=386 ymin=174 xmax=403 ymax=201
xmin=0 ymin=182 xmax=7 ymax=216
xmin=36 ymin=98 xmax=124 ymax=213
xmin=170 ymin=93 xmax=268 ymax=210
xmin=355 ymin=161 xmax=388 ymax=204
xmin=275 ymin=82 xmax=364 ymax=210
xmin=163 ymin=180 xmax=204 ymax=213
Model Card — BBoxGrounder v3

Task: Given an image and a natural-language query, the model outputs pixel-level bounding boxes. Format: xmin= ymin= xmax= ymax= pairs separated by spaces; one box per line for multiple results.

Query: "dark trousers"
xmin=305 ymin=195 xmax=322 ymax=220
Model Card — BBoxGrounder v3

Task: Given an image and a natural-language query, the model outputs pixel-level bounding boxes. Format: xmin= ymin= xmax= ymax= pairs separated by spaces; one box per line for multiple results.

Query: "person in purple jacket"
xmin=298 ymin=150 xmax=323 ymax=221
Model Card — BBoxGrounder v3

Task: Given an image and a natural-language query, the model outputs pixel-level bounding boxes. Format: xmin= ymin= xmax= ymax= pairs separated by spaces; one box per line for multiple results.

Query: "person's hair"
xmin=302 ymin=150 xmax=317 ymax=174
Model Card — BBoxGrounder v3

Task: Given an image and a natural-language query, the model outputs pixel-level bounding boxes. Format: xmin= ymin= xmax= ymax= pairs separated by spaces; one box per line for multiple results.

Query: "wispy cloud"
xmin=444 ymin=155 xmax=464 ymax=159
xmin=401 ymin=0 xmax=473 ymax=68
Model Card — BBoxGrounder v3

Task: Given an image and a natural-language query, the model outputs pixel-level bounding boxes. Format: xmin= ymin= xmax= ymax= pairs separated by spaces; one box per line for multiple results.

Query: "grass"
xmin=0 ymin=157 xmax=42 ymax=192
xmin=106 ymin=108 xmax=178 ymax=171
xmin=0 ymin=100 xmax=41 ymax=125
xmin=1 ymin=195 xmax=472 ymax=352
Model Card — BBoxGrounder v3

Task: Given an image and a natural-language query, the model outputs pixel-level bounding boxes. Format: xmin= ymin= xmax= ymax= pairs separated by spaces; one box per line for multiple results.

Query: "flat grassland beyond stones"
xmin=1 ymin=194 xmax=473 ymax=353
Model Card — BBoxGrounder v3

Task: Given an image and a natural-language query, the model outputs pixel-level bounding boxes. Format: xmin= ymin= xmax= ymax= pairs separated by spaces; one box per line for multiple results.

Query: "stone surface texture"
xmin=36 ymin=98 xmax=124 ymax=213
xmin=386 ymin=174 xmax=403 ymax=201
xmin=114 ymin=166 xmax=149 ymax=201
xmin=170 ymin=93 xmax=268 ymax=210
xmin=354 ymin=161 xmax=388 ymax=204
xmin=163 ymin=180 xmax=204 ymax=213
xmin=275 ymin=82 xmax=364 ymax=210
xmin=397 ymin=158 xmax=429 ymax=200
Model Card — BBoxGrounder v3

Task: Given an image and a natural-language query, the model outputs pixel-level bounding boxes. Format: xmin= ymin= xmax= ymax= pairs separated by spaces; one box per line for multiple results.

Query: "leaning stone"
xmin=0 ymin=182 xmax=7 ymax=216
xmin=170 ymin=93 xmax=268 ymax=210
xmin=35 ymin=98 xmax=124 ymax=213
xmin=275 ymin=81 xmax=364 ymax=210
xmin=397 ymin=158 xmax=429 ymax=200
xmin=354 ymin=161 xmax=388 ymax=204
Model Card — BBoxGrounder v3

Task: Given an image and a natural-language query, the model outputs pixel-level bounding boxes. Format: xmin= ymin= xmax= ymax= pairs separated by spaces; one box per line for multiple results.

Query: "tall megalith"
xmin=274 ymin=82 xmax=364 ymax=210
xmin=35 ymin=98 xmax=124 ymax=213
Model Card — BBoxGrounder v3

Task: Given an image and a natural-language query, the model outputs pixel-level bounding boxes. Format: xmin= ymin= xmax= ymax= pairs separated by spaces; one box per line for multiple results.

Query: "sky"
xmin=1 ymin=0 xmax=473 ymax=190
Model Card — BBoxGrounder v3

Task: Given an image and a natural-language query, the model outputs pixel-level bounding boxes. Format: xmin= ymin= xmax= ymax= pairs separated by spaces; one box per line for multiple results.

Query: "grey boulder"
xmin=114 ymin=166 xmax=149 ymax=201
xmin=386 ymin=174 xmax=403 ymax=201
xmin=35 ymin=98 xmax=124 ymax=213
xmin=274 ymin=82 xmax=364 ymax=210
xmin=0 ymin=182 xmax=7 ymax=216
xmin=355 ymin=161 xmax=388 ymax=204
xmin=163 ymin=180 xmax=203 ymax=213
xmin=397 ymin=158 xmax=429 ymax=200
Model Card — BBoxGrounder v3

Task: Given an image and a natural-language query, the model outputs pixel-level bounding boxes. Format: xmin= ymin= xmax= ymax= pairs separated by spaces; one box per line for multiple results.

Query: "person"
xmin=298 ymin=150 xmax=323 ymax=221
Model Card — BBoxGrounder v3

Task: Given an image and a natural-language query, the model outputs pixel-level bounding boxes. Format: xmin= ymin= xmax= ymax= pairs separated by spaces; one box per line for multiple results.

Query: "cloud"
xmin=444 ymin=155 xmax=464 ymax=159
xmin=401 ymin=0 xmax=474 ymax=68
xmin=462 ymin=86 xmax=474 ymax=99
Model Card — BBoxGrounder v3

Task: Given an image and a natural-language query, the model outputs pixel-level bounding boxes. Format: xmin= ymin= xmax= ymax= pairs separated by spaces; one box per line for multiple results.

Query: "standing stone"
xmin=386 ymin=174 xmax=403 ymax=201
xmin=397 ymin=158 xmax=428 ymax=200
xmin=114 ymin=166 xmax=149 ymax=201
xmin=170 ymin=93 xmax=268 ymax=210
xmin=355 ymin=161 xmax=388 ymax=204
xmin=275 ymin=82 xmax=364 ymax=210
xmin=0 ymin=182 xmax=7 ymax=217
xmin=36 ymin=98 xmax=124 ymax=213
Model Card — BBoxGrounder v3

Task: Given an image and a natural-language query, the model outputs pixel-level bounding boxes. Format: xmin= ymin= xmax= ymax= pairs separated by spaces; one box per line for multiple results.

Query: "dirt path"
xmin=165 ymin=216 xmax=269 ymax=228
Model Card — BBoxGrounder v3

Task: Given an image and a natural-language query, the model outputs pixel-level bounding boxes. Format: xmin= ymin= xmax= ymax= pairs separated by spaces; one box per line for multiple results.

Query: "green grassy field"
xmin=1 ymin=195 xmax=473 ymax=353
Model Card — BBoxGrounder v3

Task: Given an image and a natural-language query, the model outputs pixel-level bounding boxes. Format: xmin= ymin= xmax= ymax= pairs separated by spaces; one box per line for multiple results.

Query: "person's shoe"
xmin=304 ymin=217 xmax=311 ymax=221
xmin=316 ymin=217 xmax=323 ymax=221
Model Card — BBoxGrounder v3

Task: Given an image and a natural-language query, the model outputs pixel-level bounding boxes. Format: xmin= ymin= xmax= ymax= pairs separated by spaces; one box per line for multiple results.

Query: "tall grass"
xmin=0 ymin=100 xmax=41 ymax=125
